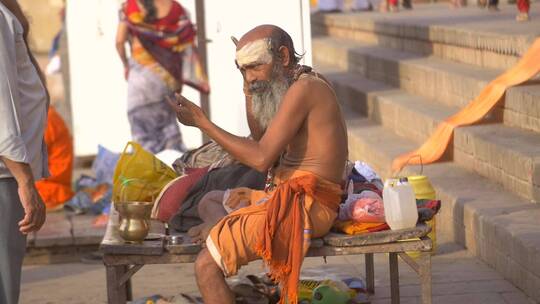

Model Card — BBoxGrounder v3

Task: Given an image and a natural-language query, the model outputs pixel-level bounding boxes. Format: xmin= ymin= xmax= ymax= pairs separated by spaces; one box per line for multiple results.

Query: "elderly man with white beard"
xmin=167 ymin=24 xmax=348 ymax=304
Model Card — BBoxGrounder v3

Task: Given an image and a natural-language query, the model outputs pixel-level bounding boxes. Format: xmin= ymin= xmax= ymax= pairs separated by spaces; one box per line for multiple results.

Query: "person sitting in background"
xmin=115 ymin=0 xmax=197 ymax=154
xmin=35 ymin=106 xmax=74 ymax=210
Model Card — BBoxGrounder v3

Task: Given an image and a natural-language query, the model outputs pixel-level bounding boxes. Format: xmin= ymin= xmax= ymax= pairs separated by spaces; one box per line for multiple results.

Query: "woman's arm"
xmin=115 ymin=22 xmax=130 ymax=80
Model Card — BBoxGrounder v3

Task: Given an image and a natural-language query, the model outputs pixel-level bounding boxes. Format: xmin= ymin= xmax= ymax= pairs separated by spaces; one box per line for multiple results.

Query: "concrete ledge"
xmin=311 ymin=4 xmax=539 ymax=69
xmin=318 ymin=64 xmax=540 ymax=202
xmin=344 ymin=115 xmax=540 ymax=302
xmin=27 ymin=213 xmax=106 ymax=249
xmin=312 ymin=36 xmax=540 ymax=134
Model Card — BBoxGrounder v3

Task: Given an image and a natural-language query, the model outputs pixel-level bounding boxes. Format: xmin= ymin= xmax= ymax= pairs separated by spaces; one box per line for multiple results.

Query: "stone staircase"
xmin=311 ymin=4 xmax=540 ymax=301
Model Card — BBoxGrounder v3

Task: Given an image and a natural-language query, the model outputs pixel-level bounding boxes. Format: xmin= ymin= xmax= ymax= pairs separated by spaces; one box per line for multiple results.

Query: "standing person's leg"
xmin=317 ymin=0 xmax=341 ymax=12
xmin=388 ymin=0 xmax=399 ymax=11
xmin=488 ymin=0 xmax=499 ymax=11
xmin=128 ymin=101 xmax=184 ymax=154
xmin=126 ymin=61 xmax=185 ymax=153
xmin=516 ymin=0 xmax=530 ymax=21
xmin=0 ymin=178 xmax=27 ymax=304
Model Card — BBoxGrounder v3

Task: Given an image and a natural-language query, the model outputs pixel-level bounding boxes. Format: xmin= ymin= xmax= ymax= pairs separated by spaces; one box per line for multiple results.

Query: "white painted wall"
xmin=66 ymin=0 xmax=311 ymax=156
xmin=66 ymin=0 xmax=131 ymax=155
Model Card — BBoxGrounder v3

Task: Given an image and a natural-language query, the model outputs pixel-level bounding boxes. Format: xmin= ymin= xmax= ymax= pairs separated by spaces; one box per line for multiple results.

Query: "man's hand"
xmin=166 ymin=93 xmax=208 ymax=127
xmin=0 ymin=157 xmax=47 ymax=234
xmin=17 ymin=182 xmax=46 ymax=234
xmin=243 ymin=78 xmax=251 ymax=96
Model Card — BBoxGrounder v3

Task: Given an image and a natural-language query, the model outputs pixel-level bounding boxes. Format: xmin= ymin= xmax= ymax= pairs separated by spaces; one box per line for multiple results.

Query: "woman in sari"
xmin=116 ymin=0 xmax=197 ymax=153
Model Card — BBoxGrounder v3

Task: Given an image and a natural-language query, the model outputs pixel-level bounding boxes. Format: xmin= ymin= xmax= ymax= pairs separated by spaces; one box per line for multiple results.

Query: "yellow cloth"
xmin=392 ymin=38 xmax=540 ymax=173
xmin=207 ymin=169 xmax=342 ymax=304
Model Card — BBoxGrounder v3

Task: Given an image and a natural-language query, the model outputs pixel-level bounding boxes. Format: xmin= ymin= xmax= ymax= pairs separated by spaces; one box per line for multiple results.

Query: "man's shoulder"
xmin=291 ymin=72 xmax=336 ymax=101
xmin=0 ymin=4 xmax=22 ymax=37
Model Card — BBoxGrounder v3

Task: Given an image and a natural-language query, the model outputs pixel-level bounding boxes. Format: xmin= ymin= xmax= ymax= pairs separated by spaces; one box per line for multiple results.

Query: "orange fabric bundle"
xmin=334 ymin=221 xmax=389 ymax=235
xmin=392 ymin=38 xmax=540 ymax=173
xmin=35 ymin=107 xmax=74 ymax=210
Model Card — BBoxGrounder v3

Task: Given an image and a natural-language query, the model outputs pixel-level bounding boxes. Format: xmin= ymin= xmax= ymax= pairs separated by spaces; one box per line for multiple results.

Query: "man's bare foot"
xmin=187 ymin=222 xmax=217 ymax=245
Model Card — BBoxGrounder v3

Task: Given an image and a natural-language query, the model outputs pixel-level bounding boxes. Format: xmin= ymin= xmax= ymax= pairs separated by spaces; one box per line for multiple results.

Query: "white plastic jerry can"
xmin=382 ymin=178 xmax=418 ymax=230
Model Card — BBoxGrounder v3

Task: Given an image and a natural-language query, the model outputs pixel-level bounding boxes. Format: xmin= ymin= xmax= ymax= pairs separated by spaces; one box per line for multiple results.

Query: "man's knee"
xmin=195 ymin=248 xmax=220 ymax=275
xmin=198 ymin=190 xmax=225 ymax=216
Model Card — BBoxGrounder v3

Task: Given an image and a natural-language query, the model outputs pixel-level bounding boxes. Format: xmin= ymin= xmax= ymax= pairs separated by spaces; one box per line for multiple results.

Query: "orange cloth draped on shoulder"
xmin=207 ymin=169 xmax=342 ymax=304
xmin=392 ymin=38 xmax=540 ymax=173
xmin=35 ymin=107 xmax=74 ymax=210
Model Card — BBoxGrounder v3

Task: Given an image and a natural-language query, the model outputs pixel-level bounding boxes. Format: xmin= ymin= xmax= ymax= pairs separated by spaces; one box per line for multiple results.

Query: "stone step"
xmin=343 ymin=115 xmax=540 ymax=302
xmin=311 ymin=3 xmax=540 ymax=70
xmin=312 ymin=36 xmax=540 ymax=133
xmin=318 ymin=64 xmax=540 ymax=202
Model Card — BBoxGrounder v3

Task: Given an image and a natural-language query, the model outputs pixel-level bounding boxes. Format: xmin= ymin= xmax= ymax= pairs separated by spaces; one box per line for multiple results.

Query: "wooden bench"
xmin=101 ymin=210 xmax=433 ymax=304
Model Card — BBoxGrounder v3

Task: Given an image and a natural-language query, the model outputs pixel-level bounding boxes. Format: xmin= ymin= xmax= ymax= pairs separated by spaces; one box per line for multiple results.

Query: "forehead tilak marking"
xmin=236 ymin=38 xmax=273 ymax=67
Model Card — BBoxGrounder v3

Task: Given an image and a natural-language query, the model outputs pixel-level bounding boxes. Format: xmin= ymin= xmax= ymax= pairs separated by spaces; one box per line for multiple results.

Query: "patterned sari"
xmin=120 ymin=0 xmax=206 ymax=153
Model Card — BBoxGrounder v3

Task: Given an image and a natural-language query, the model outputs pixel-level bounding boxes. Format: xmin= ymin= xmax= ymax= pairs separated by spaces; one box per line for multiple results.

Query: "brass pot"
xmin=115 ymin=202 xmax=153 ymax=243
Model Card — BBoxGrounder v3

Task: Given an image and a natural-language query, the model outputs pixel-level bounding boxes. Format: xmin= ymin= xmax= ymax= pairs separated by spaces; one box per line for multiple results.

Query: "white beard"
xmin=251 ymin=66 xmax=291 ymax=131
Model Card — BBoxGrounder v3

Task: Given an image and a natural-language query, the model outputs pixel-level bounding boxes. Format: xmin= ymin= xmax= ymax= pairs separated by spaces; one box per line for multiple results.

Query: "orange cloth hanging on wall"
xmin=35 ymin=107 xmax=74 ymax=210
xmin=392 ymin=38 xmax=540 ymax=173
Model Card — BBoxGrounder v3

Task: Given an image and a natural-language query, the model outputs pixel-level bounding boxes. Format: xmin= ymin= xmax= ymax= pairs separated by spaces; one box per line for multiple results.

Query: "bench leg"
xmin=126 ymin=272 xmax=133 ymax=302
xmin=106 ymin=265 xmax=129 ymax=304
xmin=365 ymin=253 xmax=375 ymax=294
xmin=389 ymin=252 xmax=400 ymax=304
xmin=418 ymin=252 xmax=432 ymax=304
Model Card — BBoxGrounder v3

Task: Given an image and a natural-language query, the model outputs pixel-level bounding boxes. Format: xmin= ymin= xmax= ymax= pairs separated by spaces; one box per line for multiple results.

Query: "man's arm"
xmin=169 ymin=79 xmax=314 ymax=172
xmin=116 ymin=22 xmax=130 ymax=80
xmin=0 ymin=9 xmax=46 ymax=233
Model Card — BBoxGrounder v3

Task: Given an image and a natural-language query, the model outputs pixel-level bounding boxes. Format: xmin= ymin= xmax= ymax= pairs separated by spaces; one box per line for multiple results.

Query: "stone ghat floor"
xmin=20 ymin=243 xmax=536 ymax=304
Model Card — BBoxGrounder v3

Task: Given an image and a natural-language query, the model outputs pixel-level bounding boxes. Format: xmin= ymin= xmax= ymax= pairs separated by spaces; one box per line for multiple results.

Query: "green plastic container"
xmin=311 ymin=284 xmax=351 ymax=304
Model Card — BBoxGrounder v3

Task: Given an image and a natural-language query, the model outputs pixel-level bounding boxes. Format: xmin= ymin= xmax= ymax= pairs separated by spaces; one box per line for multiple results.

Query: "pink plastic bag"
xmin=338 ymin=190 xmax=385 ymax=223
xmin=350 ymin=197 xmax=385 ymax=223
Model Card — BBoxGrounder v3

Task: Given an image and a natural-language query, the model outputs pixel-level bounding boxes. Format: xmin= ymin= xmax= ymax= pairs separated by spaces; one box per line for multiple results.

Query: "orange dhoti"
xmin=206 ymin=169 xmax=342 ymax=304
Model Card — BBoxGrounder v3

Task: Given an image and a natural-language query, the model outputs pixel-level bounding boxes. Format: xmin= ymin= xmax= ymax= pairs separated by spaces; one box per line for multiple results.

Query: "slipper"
xmin=232 ymin=284 xmax=269 ymax=304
